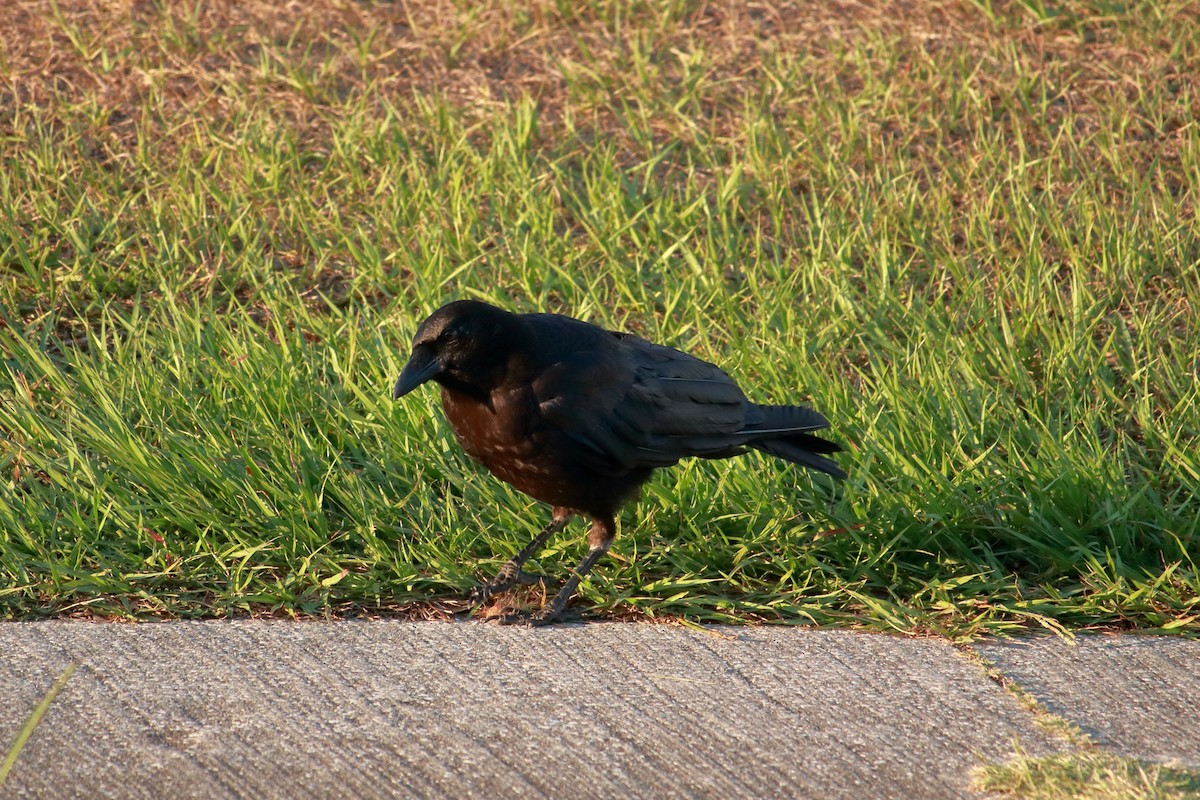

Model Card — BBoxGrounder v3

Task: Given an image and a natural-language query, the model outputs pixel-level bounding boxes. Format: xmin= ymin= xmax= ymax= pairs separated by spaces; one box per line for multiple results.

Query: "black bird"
xmin=393 ymin=300 xmax=845 ymax=623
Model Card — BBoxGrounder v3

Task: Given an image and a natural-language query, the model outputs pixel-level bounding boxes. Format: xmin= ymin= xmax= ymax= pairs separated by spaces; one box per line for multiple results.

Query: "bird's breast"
xmin=438 ymin=383 xmax=645 ymax=514
xmin=440 ymin=384 xmax=553 ymax=481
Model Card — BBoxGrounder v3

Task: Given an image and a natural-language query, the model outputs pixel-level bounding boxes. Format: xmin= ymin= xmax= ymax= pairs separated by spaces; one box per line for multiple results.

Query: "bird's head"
xmin=392 ymin=300 xmax=526 ymax=400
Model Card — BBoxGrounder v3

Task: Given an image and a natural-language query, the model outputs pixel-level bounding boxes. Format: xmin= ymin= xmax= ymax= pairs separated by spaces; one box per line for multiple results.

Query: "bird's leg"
xmin=531 ymin=514 xmax=616 ymax=625
xmin=469 ymin=510 xmax=571 ymax=604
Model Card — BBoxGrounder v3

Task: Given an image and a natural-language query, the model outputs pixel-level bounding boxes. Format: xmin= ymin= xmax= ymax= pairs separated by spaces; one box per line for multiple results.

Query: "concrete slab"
xmin=0 ymin=621 xmax=1061 ymax=799
xmin=974 ymin=635 xmax=1200 ymax=768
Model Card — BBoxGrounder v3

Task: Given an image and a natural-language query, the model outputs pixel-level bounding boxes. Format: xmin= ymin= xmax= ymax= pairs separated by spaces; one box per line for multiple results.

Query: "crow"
xmin=392 ymin=299 xmax=845 ymax=623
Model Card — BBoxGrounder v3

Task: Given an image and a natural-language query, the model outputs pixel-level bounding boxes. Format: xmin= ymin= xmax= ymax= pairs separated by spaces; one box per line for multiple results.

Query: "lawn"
xmin=1 ymin=0 xmax=1197 ymax=635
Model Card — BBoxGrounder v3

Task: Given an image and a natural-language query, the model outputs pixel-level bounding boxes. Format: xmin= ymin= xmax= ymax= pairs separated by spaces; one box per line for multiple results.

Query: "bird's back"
xmin=520 ymin=312 xmax=845 ymax=479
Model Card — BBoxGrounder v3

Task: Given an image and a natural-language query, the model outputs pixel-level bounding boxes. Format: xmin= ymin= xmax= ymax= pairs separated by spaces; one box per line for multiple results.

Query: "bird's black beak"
xmin=393 ymin=346 xmax=442 ymax=399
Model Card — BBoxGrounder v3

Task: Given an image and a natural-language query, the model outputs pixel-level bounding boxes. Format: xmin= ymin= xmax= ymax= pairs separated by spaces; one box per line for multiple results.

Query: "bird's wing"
xmin=532 ymin=331 xmax=757 ymax=475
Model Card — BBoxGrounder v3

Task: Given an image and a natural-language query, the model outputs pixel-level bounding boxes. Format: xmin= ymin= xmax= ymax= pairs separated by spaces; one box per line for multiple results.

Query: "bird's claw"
xmin=468 ymin=568 xmax=548 ymax=605
xmin=512 ymin=569 xmax=548 ymax=587
xmin=493 ymin=606 xmax=581 ymax=626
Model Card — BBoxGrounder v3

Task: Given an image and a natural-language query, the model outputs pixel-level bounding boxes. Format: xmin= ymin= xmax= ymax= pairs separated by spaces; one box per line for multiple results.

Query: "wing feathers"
xmin=531 ymin=321 xmax=841 ymax=477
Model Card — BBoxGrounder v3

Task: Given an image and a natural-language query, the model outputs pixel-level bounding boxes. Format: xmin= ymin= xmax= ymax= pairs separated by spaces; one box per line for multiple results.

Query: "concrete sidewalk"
xmin=1 ymin=621 xmax=1197 ymax=799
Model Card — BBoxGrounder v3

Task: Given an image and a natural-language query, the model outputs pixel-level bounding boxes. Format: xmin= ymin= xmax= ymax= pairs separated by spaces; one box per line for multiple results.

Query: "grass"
xmin=0 ymin=0 xmax=1197 ymax=633
xmin=975 ymin=749 xmax=1200 ymax=800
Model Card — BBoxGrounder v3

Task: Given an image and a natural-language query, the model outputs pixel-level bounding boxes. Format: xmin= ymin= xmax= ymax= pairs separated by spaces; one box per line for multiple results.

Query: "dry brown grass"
xmin=4 ymin=0 xmax=1195 ymax=170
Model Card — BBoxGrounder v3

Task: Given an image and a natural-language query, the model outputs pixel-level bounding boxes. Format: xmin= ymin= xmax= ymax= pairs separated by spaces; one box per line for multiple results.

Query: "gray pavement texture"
xmin=975 ymin=635 xmax=1200 ymax=769
xmin=0 ymin=622 xmax=1190 ymax=800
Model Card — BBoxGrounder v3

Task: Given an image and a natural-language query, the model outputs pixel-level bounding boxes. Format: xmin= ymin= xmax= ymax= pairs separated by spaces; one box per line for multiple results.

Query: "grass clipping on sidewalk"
xmin=0 ymin=663 xmax=77 ymax=789
xmin=0 ymin=0 xmax=1198 ymax=632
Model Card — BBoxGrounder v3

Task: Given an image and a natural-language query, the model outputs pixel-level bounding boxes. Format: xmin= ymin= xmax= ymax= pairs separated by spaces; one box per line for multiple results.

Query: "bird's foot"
xmin=512 ymin=569 xmax=549 ymax=587
xmin=467 ymin=567 xmax=547 ymax=605
xmin=494 ymin=606 xmax=583 ymax=626
xmin=467 ymin=582 xmax=498 ymax=605
xmin=532 ymin=605 xmax=583 ymax=626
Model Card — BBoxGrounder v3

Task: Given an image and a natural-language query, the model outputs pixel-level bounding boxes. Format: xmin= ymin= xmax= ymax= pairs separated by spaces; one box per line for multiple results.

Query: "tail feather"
xmin=743 ymin=404 xmax=846 ymax=479
xmin=752 ymin=437 xmax=847 ymax=479
xmin=745 ymin=404 xmax=831 ymax=434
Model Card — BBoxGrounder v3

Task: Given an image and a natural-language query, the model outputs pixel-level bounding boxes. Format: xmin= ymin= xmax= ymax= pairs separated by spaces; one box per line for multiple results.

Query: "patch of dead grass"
xmin=3 ymin=1 xmax=1195 ymax=163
